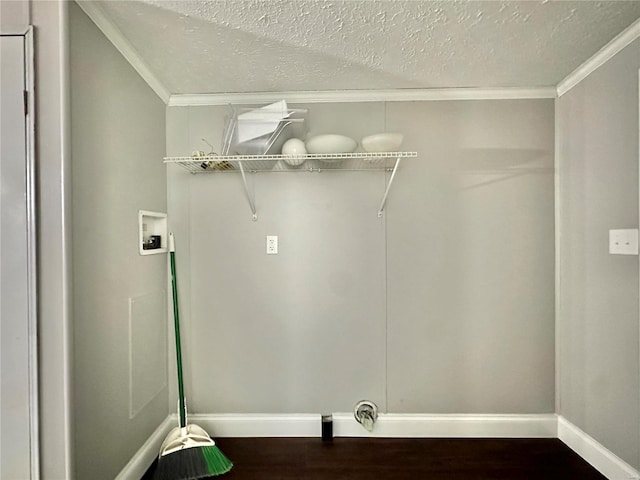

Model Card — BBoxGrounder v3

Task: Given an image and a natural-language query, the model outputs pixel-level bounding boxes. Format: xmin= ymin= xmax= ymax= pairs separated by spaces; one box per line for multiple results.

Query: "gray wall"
xmin=557 ymin=39 xmax=640 ymax=469
xmin=386 ymin=100 xmax=555 ymax=413
xmin=70 ymin=3 xmax=168 ymax=479
xmin=166 ymin=99 xmax=555 ymax=415
xmin=167 ymin=103 xmax=388 ymax=414
xmin=0 ymin=0 xmax=29 ymax=23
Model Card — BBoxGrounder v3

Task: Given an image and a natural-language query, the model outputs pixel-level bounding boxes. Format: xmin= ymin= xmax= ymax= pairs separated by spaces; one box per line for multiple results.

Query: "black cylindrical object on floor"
xmin=321 ymin=415 xmax=333 ymax=442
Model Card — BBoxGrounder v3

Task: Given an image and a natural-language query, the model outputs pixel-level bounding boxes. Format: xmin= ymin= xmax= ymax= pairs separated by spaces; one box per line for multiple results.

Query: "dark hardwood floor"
xmin=144 ymin=437 xmax=606 ymax=479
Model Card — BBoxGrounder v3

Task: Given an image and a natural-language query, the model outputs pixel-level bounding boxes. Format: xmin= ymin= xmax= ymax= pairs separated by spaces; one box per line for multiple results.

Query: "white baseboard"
xmin=188 ymin=412 xmax=557 ymax=439
xmin=189 ymin=413 xmax=321 ymax=437
xmin=558 ymin=416 xmax=639 ymax=480
xmin=333 ymin=413 xmax=557 ymax=438
xmin=114 ymin=415 xmax=174 ymax=480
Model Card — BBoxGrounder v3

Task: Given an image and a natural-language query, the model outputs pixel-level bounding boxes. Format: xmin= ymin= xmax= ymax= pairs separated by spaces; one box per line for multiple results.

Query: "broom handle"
xmin=169 ymin=233 xmax=187 ymax=428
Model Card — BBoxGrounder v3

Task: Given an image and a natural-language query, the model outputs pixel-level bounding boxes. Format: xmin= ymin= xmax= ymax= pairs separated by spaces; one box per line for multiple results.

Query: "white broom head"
xmin=159 ymin=424 xmax=216 ymax=457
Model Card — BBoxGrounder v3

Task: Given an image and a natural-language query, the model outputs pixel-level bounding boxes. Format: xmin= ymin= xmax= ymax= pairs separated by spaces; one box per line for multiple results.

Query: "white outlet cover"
xmin=266 ymin=235 xmax=278 ymax=254
xmin=609 ymin=229 xmax=639 ymax=255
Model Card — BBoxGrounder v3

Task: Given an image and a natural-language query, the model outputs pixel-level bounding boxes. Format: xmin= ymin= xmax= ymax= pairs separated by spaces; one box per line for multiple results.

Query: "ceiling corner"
xmin=557 ymin=16 xmax=640 ymax=97
xmin=75 ymin=0 xmax=171 ymax=105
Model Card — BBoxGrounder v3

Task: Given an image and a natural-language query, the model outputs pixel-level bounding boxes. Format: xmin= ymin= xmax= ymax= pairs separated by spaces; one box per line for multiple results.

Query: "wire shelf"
xmin=164 ymin=152 xmax=418 ymax=174
xmin=163 ymin=151 xmax=418 ymax=220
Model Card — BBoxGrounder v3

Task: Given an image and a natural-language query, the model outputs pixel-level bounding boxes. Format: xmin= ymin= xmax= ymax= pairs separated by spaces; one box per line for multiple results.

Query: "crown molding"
xmin=557 ymin=17 xmax=640 ymax=97
xmin=75 ymin=0 xmax=171 ymax=104
xmin=167 ymin=87 xmax=557 ymax=107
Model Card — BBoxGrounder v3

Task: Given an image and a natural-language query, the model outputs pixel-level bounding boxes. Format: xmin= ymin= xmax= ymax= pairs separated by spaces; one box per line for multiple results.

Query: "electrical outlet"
xmin=266 ymin=235 xmax=278 ymax=254
xmin=609 ymin=229 xmax=639 ymax=255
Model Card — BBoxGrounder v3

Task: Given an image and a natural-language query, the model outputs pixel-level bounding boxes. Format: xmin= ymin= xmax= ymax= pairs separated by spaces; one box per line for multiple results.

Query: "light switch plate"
xmin=609 ymin=229 xmax=639 ymax=255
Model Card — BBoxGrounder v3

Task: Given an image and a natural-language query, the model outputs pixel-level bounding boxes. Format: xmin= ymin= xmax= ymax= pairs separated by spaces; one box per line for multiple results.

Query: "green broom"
xmin=154 ymin=232 xmax=232 ymax=480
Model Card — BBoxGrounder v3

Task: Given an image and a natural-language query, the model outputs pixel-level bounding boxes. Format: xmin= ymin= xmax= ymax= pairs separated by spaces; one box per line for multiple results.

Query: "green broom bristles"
xmin=201 ymin=445 xmax=233 ymax=474
xmin=153 ymin=445 xmax=233 ymax=480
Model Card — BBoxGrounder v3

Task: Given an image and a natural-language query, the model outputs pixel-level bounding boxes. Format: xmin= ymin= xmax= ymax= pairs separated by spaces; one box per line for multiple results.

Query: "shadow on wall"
xmin=454 ymin=148 xmax=553 ymax=191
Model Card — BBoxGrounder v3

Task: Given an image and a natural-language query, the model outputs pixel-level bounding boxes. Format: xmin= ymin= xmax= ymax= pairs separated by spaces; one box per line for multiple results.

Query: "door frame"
xmin=1 ymin=25 xmax=39 ymax=479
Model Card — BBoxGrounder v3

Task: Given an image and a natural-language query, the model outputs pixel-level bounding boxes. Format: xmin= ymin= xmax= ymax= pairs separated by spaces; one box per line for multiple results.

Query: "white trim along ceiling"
xmin=76 ymin=1 xmax=640 ymax=105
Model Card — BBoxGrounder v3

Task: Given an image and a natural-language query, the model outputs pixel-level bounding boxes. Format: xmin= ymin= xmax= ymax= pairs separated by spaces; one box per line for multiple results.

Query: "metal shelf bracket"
xmin=237 ymin=161 xmax=258 ymax=221
xmin=377 ymin=156 xmax=401 ymax=217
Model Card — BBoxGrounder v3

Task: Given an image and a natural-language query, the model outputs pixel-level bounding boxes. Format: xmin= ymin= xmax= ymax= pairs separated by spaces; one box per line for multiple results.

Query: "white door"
xmin=1 ymin=32 xmax=37 ymax=479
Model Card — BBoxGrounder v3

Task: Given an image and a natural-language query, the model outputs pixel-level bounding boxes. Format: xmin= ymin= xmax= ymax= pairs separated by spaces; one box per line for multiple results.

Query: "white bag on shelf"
xmin=221 ymin=101 xmax=306 ymax=156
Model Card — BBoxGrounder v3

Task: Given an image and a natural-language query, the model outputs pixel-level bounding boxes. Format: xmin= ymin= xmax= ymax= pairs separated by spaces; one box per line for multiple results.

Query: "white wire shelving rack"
xmin=164 ymin=151 xmax=418 ymax=220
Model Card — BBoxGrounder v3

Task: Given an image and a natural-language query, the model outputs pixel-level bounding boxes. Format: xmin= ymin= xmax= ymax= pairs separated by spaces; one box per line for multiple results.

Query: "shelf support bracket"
xmin=238 ymin=161 xmax=258 ymax=221
xmin=378 ymin=156 xmax=401 ymax=217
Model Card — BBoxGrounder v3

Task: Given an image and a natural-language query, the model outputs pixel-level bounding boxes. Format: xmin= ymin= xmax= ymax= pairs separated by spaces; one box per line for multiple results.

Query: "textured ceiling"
xmin=91 ymin=1 xmax=640 ymax=95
